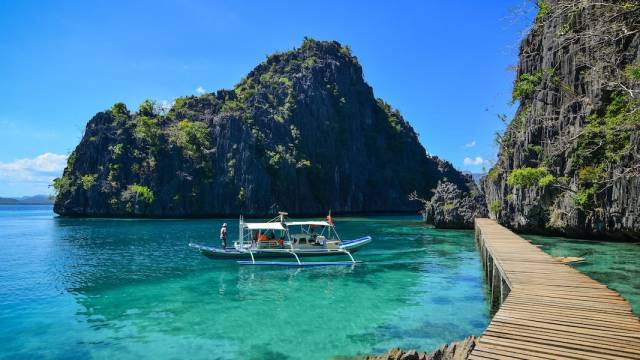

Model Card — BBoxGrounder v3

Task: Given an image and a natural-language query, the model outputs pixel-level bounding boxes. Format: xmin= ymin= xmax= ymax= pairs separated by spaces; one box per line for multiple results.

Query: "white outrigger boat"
xmin=189 ymin=212 xmax=372 ymax=266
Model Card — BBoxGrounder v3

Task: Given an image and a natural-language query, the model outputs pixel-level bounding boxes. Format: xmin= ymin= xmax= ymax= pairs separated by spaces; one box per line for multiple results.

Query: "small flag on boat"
xmin=326 ymin=210 xmax=333 ymax=225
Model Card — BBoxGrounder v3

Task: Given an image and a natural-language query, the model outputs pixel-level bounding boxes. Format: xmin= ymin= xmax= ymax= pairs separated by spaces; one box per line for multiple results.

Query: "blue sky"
xmin=0 ymin=0 xmax=535 ymax=196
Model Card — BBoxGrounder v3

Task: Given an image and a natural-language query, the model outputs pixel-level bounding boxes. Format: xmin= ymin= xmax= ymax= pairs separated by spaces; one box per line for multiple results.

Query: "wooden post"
xmin=491 ymin=260 xmax=500 ymax=308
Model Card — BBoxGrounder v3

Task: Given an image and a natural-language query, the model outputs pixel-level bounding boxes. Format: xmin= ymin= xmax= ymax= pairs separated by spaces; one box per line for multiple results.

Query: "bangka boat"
xmin=189 ymin=212 xmax=372 ymax=266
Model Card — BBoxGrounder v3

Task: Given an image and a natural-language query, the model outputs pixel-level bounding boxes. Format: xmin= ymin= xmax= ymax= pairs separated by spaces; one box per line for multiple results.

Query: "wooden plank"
xmin=494 ymin=309 xmax=640 ymax=332
xmin=474 ymin=344 xmax=556 ymax=360
xmin=480 ymin=335 xmax=627 ymax=360
xmin=470 ymin=219 xmax=640 ymax=360
xmin=489 ymin=317 xmax=640 ymax=342
xmin=486 ymin=322 xmax=640 ymax=350
xmin=503 ymin=297 xmax=634 ymax=316
xmin=471 ymin=348 xmax=539 ymax=360
xmin=472 ymin=346 xmax=553 ymax=360
xmin=498 ymin=304 xmax=637 ymax=326
xmin=468 ymin=355 xmax=498 ymax=360
xmin=484 ymin=327 xmax=640 ymax=357
xmin=499 ymin=302 xmax=638 ymax=323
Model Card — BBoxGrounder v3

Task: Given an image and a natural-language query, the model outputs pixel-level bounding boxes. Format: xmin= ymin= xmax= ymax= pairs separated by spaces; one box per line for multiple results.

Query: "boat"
xmin=189 ymin=212 xmax=372 ymax=266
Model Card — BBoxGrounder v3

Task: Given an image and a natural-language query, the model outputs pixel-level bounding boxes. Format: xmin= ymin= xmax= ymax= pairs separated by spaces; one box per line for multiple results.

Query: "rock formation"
xmin=53 ymin=38 xmax=471 ymax=217
xmin=364 ymin=336 xmax=477 ymax=360
xmin=482 ymin=1 xmax=640 ymax=240
xmin=421 ymin=179 xmax=488 ymax=229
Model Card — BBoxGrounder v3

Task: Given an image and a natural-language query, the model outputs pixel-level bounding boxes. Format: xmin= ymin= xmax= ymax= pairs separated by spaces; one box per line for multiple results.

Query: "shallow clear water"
xmin=0 ymin=206 xmax=491 ymax=360
xmin=524 ymin=234 xmax=640 ymax=315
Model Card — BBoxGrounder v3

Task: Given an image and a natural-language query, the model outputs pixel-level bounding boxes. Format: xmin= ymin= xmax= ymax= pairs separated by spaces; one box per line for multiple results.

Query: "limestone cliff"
xmin=53 ymin=39 xmax=470 ymax=217
xmin=482 ymin=1 xmax=640 ymax=240
xmin=422 ymin=179 xmax=488 ymax=229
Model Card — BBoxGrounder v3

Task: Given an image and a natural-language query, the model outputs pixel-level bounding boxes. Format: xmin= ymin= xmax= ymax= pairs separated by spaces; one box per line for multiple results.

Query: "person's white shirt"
xmin=220 ymin=227 xmax=227 ymax=239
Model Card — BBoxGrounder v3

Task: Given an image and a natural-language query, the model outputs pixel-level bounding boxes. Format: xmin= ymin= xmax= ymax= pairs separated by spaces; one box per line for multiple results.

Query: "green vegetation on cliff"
xmin=512 ymin=71 xmax=543 ymax=102
xmin=482 ymin=1 xmax=640 ymax=239
xmin=128 ymin=184 xmax=155 ymax=204
xmin=169 ymin=120 xmax=211 ymax=159
xmin=54 ymin=38 xmax=471 ymax=217
xmin=507 ymin=167 xmax=553 ymax=188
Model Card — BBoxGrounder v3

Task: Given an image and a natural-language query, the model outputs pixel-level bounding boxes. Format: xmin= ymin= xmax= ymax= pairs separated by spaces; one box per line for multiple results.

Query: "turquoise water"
xmin=0 ymin=206 xmax=490 ymax=360
xmin=524 ymin=234 xmax=640 ymax=315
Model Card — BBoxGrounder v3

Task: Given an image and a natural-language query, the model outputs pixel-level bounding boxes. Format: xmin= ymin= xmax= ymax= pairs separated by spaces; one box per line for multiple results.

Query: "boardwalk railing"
xmin=471 ymin=218 xmax=640 ymax=360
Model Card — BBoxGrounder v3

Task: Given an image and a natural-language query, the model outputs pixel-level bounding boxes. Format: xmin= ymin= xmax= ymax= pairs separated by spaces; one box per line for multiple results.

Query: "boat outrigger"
xmin=189 ymin=212 xmax=372 ymax=266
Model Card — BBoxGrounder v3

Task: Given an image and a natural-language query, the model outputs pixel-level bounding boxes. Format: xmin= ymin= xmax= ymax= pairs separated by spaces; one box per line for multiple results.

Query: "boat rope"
xmin=341 ymin=249 xmax=356 ymax=264
xmin=289 ymin=250 xmax=302 ymax=265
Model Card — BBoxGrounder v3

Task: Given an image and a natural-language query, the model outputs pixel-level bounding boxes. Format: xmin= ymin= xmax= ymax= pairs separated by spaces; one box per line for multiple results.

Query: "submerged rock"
xmin=53 ymin=38 xmax=470 ymax=217
xmin=364 ymin=336 xmax=477 ymax=360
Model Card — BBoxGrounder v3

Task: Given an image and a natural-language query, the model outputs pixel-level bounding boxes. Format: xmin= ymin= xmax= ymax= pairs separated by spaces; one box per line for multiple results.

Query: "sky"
xmin=0 ymin=0 xmax=535 ymax=197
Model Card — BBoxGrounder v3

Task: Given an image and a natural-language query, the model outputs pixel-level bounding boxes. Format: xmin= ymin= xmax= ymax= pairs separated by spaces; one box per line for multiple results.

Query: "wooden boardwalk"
xmin=471 ymin=218 xmax=640 ymax=360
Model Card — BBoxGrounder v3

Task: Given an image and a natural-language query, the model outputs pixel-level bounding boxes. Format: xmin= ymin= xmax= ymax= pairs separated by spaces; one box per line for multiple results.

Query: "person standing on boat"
xmin=220 ymin=223 xmax=227 ymax=249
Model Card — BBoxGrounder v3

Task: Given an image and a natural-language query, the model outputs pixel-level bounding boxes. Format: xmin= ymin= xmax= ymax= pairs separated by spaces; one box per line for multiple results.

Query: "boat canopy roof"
xmin=286 ymin=221 xmax=331 ymax=227
xmin=243 ymin=222 xmax=286 ymax=230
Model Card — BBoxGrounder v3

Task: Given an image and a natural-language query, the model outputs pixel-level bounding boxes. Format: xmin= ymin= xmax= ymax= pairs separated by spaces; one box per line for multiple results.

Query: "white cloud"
xmin=195 ymin=86 xmax=206 ymax=95
xmin=464 ymin=140 xmax=476 ymax=148
xmin=0 ymin=152 xmax=68 ymax=184
xmin=463 ymin=156 xmax=486 ymax=166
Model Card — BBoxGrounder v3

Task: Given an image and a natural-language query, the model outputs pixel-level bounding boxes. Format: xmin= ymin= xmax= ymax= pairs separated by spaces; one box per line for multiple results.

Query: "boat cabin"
xmin=234 ymin=215 xmax=342 ymax=251
xmin=285 ymin=221 xmax=341 ymax=249
xmin=238 ymin=221 xmax=288 ymax=250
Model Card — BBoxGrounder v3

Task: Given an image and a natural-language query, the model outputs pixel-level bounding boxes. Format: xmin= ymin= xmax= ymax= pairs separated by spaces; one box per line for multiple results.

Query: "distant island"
xmin=0 ymin=195 xmax=54 ymax=205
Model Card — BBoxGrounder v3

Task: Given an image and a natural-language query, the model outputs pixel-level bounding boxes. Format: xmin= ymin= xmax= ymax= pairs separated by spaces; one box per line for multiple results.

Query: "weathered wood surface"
xmin=471 ymin=218 xmax=640 ymax=360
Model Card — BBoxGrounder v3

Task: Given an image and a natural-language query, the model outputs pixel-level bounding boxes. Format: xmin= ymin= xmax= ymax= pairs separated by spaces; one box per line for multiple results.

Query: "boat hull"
xmin=189 ymin=236 xmax=371 ymax=260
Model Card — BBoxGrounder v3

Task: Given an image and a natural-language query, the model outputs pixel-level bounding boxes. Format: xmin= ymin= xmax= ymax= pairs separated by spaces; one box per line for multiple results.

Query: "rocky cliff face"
xmin=482 ymin=1 xmax=640 ymax=240
xmin=54 ymin=39 xmax=470 ymax=217
xmin=422 ymin=179 xmax=488 ymax=229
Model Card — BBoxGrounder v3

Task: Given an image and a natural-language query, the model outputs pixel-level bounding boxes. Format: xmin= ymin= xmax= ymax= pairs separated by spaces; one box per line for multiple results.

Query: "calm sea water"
xmin=2 ymin=206 xmax=638 ymax=359
xmin=0 ymin=206 xmax=490 ymax=360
